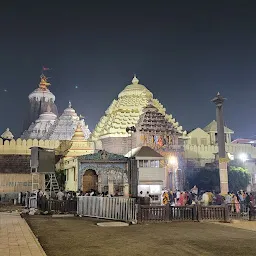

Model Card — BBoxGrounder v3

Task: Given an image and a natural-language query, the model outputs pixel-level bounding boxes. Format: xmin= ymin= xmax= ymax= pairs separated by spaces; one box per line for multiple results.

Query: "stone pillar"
xmin=212 ymin=93 xmax=229 ymax=194
xmin=108 ymin=175 xmax=114 ymax=195
xmin=123 ymin=184 xmax=129 ymax=197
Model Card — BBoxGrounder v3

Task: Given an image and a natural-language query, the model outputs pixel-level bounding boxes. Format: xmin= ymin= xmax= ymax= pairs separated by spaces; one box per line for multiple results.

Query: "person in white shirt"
xmin=57 ymin=190 xmax=64 ymax=200
xmin=202 ymin=192 xmax=209 ymax=206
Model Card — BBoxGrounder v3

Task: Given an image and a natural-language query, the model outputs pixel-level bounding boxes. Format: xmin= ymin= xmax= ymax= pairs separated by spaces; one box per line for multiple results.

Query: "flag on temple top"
xmin=42 ymin=66 xmax=50 ymax=71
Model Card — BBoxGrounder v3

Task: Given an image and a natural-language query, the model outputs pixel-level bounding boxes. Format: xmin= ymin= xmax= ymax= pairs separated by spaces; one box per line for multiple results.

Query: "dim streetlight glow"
xmin=238 ymin=153 xmax=248 ymax=163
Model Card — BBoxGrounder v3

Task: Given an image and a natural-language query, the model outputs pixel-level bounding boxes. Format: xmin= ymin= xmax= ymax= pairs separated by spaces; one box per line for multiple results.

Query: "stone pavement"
xmin=0 ymin=212 xmax=47 ymax=256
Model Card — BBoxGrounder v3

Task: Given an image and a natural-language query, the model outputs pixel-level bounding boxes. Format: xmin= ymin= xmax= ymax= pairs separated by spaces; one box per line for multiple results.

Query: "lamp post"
xmin=211 ymin=92 xmax=229 ymax=194
xmin=126 ymin=126 xmax=137 ymax=197
xmin=168 ymin=155 xmax=178 ymax=191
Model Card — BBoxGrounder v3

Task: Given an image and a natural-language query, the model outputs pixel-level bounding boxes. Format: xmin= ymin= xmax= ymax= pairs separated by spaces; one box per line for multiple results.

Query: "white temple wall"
xmin=184 ymin=143 xmax=256 ymax=167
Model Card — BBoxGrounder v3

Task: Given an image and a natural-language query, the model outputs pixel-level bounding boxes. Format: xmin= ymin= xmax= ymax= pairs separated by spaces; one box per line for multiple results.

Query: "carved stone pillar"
xmin=98 ymin=173 xmax=102 ymax=193
xmin=108 ymin=173 xmax=114 ymax=195
xmin=123 ymin=184 xmax=129 ymax=197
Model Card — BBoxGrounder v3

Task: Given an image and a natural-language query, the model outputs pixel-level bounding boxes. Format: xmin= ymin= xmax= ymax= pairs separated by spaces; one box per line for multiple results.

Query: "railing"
xmin=77 ymin=196 xmax=137 ymax=223
xmin=199 ymin=205 xmax=228 ymax=222
xmin=138 ymin=204 xmax=229 ymax=223
xmin=38 ymin=198 xmax=77 ymax=213
xmin=29 ymin=196 xmax=37 ymax=208
xmin=227 ymin=203 xmax=250 ymax=220
xmin=170 ymin=205 xmax=195 ymax=221
xmin=138 ymin=205 xmax=169 ymax=222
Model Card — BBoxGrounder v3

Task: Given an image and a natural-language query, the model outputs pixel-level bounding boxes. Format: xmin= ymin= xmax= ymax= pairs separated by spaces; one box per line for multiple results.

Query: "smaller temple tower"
xmin=1 ymin=128 xmax=14 ymax=141
xmin=23 ymin=74 xmax=58 ymax=132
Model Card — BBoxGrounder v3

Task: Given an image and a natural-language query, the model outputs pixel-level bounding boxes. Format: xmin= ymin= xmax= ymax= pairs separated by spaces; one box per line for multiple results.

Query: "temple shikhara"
xmin=1 ymin=72 xmax=256 ymax=199
xmin=92 ymin=76 xmax=186 ymax=155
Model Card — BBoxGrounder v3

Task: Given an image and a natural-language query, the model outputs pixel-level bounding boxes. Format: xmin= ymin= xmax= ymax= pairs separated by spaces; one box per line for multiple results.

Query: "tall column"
xmin=211 ymin=92 xmax=229 ymax=194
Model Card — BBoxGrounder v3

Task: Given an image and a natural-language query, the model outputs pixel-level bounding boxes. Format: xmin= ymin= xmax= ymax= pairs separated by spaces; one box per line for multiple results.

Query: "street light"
xmin=126 ymin=126 xmax=136 ymax=157
xmin=169 ymin=155 xmax=178 ymax=166
xmin=238 ymin=153 xmax=248 ymax=163
xmin=167 ymin=155 xmax=178 ymax=192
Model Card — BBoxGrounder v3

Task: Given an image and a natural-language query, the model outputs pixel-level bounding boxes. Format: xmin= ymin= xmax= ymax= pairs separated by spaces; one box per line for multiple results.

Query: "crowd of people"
xmin=160 ymin=186 xmax=255 ymax=213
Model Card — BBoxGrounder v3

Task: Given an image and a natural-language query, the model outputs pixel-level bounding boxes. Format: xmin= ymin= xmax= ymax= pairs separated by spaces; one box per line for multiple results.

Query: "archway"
xmin=83 ymin=170 xmax=98 ymax=192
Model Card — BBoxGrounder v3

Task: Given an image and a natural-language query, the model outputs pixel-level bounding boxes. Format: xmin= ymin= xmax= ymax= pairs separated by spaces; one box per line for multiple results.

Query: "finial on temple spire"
xmin=132 ymin=75 xmax=139 ymax=84
xmin=68 ymin=101 xmax=72 ymax=108
xmin=39 ymin=74 xmax=51 ymax=90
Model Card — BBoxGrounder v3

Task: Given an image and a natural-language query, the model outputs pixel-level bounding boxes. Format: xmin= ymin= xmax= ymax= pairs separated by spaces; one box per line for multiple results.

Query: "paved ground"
xmin=25 ymin=216 xmax=256 ymax=256
xmin=0 ymin=213 xmax=46 ymax=256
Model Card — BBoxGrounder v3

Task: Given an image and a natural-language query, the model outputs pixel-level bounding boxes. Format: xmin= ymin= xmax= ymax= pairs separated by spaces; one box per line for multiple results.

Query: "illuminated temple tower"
xmin=92 ymin=75 xmax=186 ymax=152
xmin=47 ymin=101 xmax=91 ymax=140
xmin=22 ymin=102 xmax=91 ymax=141
xmin=92 ymin=76 xmax=187 ymax=189
xmin=23 ymin=74 xmax=58 ymax=132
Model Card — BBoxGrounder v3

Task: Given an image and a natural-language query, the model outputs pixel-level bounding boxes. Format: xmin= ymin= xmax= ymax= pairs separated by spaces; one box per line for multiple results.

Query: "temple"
xmin=1 ymin=128 xmax=14 ymax=141
xmin=23 ymin=74 xmax=58 ymax=131
xmin=22 ymin=102 xmax=91 ymax=141
xmin=92 ymin=75 xmax=187 ymax=156
xmin=21 ymin=106 xmax=57 ymax=140
xmin=47 ymin=102 xmax=90 ymax=140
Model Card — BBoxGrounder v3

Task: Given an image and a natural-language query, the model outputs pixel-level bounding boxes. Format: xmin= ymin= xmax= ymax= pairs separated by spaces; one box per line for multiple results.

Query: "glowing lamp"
xmin=168 ymin=156 xmax=178 ymax=166
xmin=238 ymin=153 xmax=248 ymax=163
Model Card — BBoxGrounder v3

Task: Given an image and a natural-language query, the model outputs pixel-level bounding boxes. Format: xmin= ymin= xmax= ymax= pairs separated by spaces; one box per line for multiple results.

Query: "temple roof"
xmin=21 ymin=107 xmax=57 ymax=140
xmin=92 ymin=76 xmax=186 ymax=140
xmin=78 ymin=150 xmax=127 ymax=162
xmin=47 ymin=102 xmax=91 ymax=140
xmin=137 ymin=104 xmax=177 ymax=133
xmin=1 ymin=128 xmax=14 ymax=140
xmin=125 ymin=146 xmax=164 ymax=158
xmin=71 ymin=123 xmax=86 ymax=141
xmin=203 ymin=120 xmax=234 ymax=134
xmin=29 ymin=74 xmax=55 ymax=102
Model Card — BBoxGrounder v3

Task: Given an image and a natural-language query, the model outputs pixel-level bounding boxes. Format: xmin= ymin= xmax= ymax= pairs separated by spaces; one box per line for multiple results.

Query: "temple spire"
xmin=71 ymin=123 xmax=85 ymax=141
xmin=132 ymin=75 xmax=139 ymax=84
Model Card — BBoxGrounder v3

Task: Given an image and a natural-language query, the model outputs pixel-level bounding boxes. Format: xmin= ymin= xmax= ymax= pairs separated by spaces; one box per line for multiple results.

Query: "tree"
xmin=186 ymin=165 xmax=250 ymax=192
xmin=228 ymin=166 xmax=250 ymax=192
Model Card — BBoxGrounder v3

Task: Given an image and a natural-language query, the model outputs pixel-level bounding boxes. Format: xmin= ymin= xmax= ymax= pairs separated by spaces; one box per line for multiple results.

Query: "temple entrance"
xmin=82 ymin=170 xmax=98 ymax=192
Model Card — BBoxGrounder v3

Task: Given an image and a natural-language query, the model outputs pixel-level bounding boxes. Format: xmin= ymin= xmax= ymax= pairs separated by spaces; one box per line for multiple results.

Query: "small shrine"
xmin=77 ymin=150 xmax=128 ymax=196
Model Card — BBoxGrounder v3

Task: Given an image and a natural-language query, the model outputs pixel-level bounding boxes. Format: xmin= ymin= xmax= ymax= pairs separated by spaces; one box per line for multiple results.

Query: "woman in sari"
xmin=179 ymin=192 xmax=185 ymax=206
xmin=162 ymin=191 xmax=169 ymax=205
xmin=234 ymin=195 xmax=240 ymax=213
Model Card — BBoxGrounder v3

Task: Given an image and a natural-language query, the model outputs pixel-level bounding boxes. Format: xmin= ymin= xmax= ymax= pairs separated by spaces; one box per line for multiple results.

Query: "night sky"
xmin=1 ymin=1 xmax=256 ymax=138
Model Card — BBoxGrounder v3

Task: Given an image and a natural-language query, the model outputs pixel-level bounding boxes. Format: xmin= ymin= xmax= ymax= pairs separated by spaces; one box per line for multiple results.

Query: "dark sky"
xmin=1 ymin=1 xmax=256 ymax=138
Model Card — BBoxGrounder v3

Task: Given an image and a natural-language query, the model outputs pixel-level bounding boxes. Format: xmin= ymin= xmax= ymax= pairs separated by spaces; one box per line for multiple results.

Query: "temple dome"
xmin=118 ymin=76 xmax=153 ymax=99
xmin=47 ymin=102 xmax=90 ymax=140
xmin=63 ymin=101 xmax=78 ymax=118
xmin=37 ymin=106 xmax=57 ymax=121
xmin=92 ymin=75 xmax=186 ymax=140
xmin=1 ymin=128 xmax=14 ymax=140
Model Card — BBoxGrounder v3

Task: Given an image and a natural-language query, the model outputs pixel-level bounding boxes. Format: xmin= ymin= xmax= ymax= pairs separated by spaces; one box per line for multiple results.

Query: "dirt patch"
xmin=25 ymin=216 xmax=256 ymax=256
